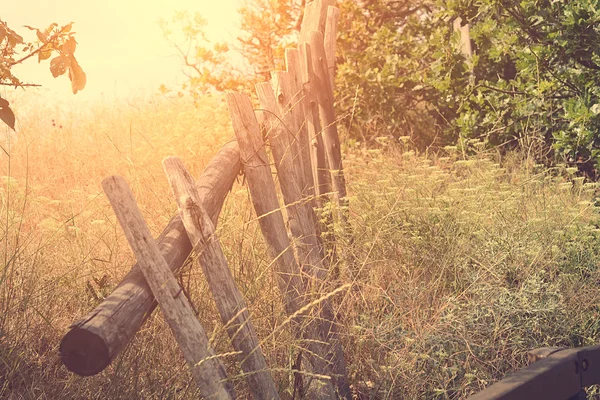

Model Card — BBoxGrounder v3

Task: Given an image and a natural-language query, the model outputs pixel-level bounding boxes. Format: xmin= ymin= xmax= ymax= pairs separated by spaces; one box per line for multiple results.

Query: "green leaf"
xmin=36 ymin=29 xmax=47 ymax=42
xmin=50 ymin=55 xmax=71 ymax=77
xmin=62 ymin=36 xmax=76 ymax=55
xmin=68 ymin=57 xmax=86 ymax=94
xmin=38 ymin=48 xmax=52 ymax=62
xmin=0 ymin=97 xmax=16 ymax=131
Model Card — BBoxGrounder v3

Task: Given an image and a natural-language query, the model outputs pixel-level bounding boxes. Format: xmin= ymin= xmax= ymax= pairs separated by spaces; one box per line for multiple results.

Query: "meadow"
xmin=2 ymin=94 xmax=600 ymax=399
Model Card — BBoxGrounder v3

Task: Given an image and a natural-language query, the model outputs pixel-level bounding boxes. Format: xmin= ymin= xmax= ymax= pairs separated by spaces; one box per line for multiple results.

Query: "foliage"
xmin=160 ymin=1 xmax=304 ymax=100
xmin=161 ymin=0 xmax=600 ymax=177
xmin=159 ymin=12 xmax=252 ymax=97
xmin=433 ymin=0 xmax=600 ymax=178
xmin=335 ymin=0 xmax=444 ymax=148
xmin=0 ymin=20 xmax=86 ymax=130
xmin=335 ymin=0 xmax=600 ymax=177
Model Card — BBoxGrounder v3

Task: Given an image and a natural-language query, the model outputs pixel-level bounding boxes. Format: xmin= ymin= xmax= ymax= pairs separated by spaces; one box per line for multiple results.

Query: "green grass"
xmin=2 ymin=95 xmax=600 ymax=399
xmin=341 ymin=145 xmax=600 ymax=398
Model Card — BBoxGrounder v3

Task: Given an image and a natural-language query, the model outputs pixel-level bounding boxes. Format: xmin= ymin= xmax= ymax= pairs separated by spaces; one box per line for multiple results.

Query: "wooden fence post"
xmin=324 ymin=6 xmax=340 ymax=93
xmin=227 ymin=92 xmax=342 ymax=398
xmin=102 ymin=176 xmax=234 ymax=400
xmin=226 ymin=93 xmax=306 ymax=316
xmin=256 ymin=77 xmax=324 ymax=278
xmin=163 ymin=157 xmax=280 ymax=400
xmin=60 ymin=141 xmax=241 ymax=377
xmin=308 ymin=31 xmax=348 ymax=217
xmin=227 ymin=92 xmax=351 ymax=399
xmin=299 ymin=0 xmax=336 ymax=44
xmin=299 ymin=42 xmax=331 ymax=202
xmin=285 ymin=48 xmax=315 ymax=199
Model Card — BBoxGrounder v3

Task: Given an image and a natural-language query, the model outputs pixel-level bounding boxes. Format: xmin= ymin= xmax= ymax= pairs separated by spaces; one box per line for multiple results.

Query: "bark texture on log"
xmin=60 ymin=141 xmax=241 ymax=377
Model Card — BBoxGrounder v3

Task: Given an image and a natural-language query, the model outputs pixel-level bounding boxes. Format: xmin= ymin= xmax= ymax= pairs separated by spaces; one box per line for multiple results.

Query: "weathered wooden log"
xmin=60 ymin=141 xmax=241 ymax=377
xmin=324 ymin=6 xmax=340 ymax=92
xmin=284 ymin=48 xmax=315 ymax=199
xmin=308 ymin=31 xmax=348 ymax=213
xmin=163 ymin=157 xmax=279 ymax=400
xmin=299 ymin=42 xmax=331 ymax=200
xmin=102 ymin=175 xmax=234 ymax=400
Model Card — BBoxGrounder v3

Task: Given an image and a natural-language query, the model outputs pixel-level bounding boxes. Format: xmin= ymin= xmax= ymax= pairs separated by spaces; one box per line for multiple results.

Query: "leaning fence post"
xmin=324 ymin=6 xmax=340 ymax=93
xmin=163 ymin=157 xmax=280 ymax=400
xmin=308 ymin=31 xmax=348 ymax=220
xmin=102 ymin=176 xmax=234 ymax=400
xmin=299 ymin=42 xmax=331 ymax=202
xmin=60 ymin=142 xmax=241 ymax=377
xmin=285 ymin=48 xmax=315 ymax=199
xmin=226 ymin=92 xmax=341 ymax=398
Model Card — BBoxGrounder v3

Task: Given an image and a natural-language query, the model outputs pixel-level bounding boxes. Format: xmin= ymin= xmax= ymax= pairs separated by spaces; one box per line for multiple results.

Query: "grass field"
xmin=2 ymin=94 xmax=600 ymax=399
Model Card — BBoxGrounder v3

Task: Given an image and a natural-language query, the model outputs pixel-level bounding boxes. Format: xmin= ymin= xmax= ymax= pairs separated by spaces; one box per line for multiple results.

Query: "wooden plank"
xmin=468 ymin=348 xmax=581 ymax=400
xmin=299 ymin=1 xmax=319 ymax=44
xmin=323 ymin=6 xmax=340 ymax=93
xmin=226 ymin=93 xmax=305 ymax=316
xmin=163 ymin=157 xmax=279 ymax=400
xmin=60 ymin=141 xmax=241 ymax=377
xmin=102 ymin=176 xmax=234 ymax=400
xmin=453 ymin=18 xmax=473 ymax=58
xmin=299 ymin=42 xmax=331 ymax=201
xmin=308 ymin=31 xmax=348 ymax=214
xmin=257 ymin=79 xmax=351 ymax=398
xmin=285 ymin=48 xmax=326 ymax=262
xmin=256 ymin=80 xmax=305 ymax=247
xmin=257 ymin=77 xmax=324 ymax=278
xmin=285 ymin=48 xmax=315 ymax=198
xmin=299 ymin=0 xmax=336 ymax=44
xmin=226 ymin=92 xmax=340 ymax=399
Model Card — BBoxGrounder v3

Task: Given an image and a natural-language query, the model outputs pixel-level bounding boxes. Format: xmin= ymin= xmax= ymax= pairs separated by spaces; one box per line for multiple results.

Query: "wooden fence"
xmin=58 ymin=2 xmax=597 ymax=398
xmin=59 ymin=0 xmax=351 ymax=398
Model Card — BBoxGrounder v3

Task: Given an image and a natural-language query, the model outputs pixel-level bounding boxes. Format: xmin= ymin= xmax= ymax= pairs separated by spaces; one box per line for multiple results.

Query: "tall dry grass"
xmin=1 ymin=94 xmax=600 ymax=399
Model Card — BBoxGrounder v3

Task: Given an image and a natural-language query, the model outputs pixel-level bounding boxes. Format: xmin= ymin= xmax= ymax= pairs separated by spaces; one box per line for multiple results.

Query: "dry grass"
xmin=2 ymin=95 xmax=600 ymax=399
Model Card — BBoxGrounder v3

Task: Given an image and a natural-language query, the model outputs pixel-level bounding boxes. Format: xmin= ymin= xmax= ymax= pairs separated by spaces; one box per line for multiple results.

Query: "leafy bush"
xmin=335 ymin=0 xmax=600 ymax=177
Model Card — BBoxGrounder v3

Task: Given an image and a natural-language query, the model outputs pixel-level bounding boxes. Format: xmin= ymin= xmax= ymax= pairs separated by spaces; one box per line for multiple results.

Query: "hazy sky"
xmin=4 ymin=0 xmax=241 ymax=102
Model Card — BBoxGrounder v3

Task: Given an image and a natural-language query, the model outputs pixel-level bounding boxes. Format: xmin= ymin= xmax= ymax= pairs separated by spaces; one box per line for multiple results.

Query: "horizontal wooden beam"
xmin=469 ymin=345 xmax=600 ymax=400
xmin=60 ymin=140 xmax=241 ymax=376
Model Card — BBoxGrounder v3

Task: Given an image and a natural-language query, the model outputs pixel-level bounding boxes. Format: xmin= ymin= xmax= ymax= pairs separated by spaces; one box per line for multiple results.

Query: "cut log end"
xmin=59 ymin=327 xmax=111 ymax=376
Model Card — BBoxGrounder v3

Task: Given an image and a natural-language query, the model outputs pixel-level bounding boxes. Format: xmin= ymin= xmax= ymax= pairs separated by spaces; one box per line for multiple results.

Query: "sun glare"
xmin=4 ymin=0 xmax=241 ymax=103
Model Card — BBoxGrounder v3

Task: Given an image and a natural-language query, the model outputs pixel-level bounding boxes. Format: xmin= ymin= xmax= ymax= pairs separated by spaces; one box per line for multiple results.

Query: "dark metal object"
xmin=468 ymin=345 xmax=600 ymax=400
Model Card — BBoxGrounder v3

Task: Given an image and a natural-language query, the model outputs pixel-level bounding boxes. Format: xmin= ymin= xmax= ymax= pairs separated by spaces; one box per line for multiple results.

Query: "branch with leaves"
xmin=0 ymin=19 xmax=86 ymax=130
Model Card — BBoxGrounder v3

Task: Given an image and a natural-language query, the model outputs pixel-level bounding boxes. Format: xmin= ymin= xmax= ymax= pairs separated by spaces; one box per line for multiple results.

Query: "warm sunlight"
xmin=5 ymin=1 xmax=597 ymax=398
xmin=4 ymin=0 xmax=241 ymax=101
